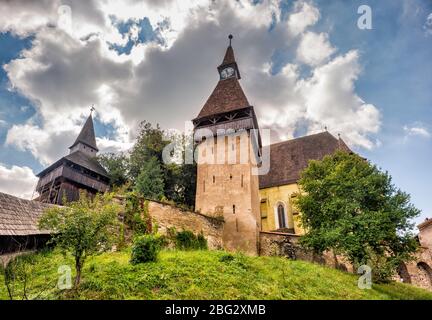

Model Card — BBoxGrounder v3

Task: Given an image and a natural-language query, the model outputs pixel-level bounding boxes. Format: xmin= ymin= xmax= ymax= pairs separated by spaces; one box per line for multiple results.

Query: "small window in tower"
xmin=241 ymin=174 xmax=244 ymax=187
xmin=233 ymin=205 xmax=236 ymax=214
xmin=203 ymin=180 xmax=205 ymax=192
xmin=213 ymin=175 xmax=215 ymax=183
xmin=230 ymin=174 xmax=232 ymax=180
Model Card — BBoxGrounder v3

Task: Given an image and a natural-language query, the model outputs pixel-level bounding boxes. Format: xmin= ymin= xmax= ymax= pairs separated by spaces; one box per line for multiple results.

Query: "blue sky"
xmin=0 ymin=0 xmax=431 ymax=224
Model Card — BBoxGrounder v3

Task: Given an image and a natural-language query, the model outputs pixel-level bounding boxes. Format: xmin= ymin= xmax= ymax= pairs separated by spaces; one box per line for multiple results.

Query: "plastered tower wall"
xmin=195 ymin=130 xmax=260 ymax=255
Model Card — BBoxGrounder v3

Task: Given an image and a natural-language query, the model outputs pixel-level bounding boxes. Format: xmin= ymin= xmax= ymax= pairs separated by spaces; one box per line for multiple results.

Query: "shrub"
xmin=219 ymin=253 xmax=235 ymax=263
xmin=175 ymin=230 xmax=208 ymax=250
xmin=130 ymin=234 xmax=163 ymax=264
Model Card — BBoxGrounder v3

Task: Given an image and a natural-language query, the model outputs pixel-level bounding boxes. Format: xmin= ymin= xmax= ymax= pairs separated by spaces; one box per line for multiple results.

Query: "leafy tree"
xmin=97 ymin=152 xmax=129 ymax=187
xmin=134 ymin=157 xmax=165 ymax=200
xmin=38 ymin=193 xmax=121 ymax=288
xmin=129 ymin=122 xmax=196 ymax=207
xmin=129 ymin=121 xmax=169 ymax=181
xmin=296 ymin=151 xmax=420 ymax=282
xmin=162 ymin=132 xmax=196 ymax=208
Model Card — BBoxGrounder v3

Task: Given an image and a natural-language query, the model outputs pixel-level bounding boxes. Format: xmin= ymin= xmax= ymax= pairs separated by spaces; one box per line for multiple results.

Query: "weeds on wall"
xmin=124 ymin=193 xmax=152 ymax=236
xmin=167 ymin=228 xmax=208 ymax=250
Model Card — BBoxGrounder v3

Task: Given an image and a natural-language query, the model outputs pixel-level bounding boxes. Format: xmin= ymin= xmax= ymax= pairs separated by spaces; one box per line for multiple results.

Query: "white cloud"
xmin=0 ymin=164 xmax=38 ymax=199
xmin=300 ymin=51 xmax=381 ymax=149
xmin=403 ymin=125 xmax=431 ymax=138
xmin=424 ymin=13 xmax=432 ymax=36
xmin=296 ymin=32 xmax=336 ymax=66
xmin=2 ymin=0 xmax=382 ymax=169
xmin=287 ymin=0 xmax=320 ymax=36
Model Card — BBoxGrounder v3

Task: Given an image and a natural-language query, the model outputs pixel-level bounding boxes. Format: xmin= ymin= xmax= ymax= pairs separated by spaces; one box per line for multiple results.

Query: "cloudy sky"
xmin=0 ymin=0 xmax=431 ymax=224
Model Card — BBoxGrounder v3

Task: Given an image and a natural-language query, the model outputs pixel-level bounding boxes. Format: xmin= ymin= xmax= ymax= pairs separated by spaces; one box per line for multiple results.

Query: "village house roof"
xmin=0 ymin=192 xmax=53 ymax=236
xmin=259 ymin=131 xmax=352 ymax=189
xmin=69 ymin=113 xmax=99 ymax=151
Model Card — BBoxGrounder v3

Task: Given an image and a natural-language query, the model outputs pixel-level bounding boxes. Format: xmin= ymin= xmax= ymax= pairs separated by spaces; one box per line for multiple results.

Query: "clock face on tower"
xmin=220 ymin=66 xmax=235 ymax=79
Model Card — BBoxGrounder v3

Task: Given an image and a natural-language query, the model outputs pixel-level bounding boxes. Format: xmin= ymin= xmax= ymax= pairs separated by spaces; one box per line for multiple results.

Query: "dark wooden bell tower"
xmin=35 ymin=112 xmax=109 ymax=204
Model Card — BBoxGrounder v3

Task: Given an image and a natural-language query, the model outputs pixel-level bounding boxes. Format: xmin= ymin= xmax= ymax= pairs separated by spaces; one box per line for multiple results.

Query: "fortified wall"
xmin=259 ymin=231 xmax=354 ymax=272
xmin=133 ymin=199 xmax=432 ymax=291
xmin=146 ymin=201 xmax=224 ymax=250
xmin=115 ymin=197 xmax=224 ymax=251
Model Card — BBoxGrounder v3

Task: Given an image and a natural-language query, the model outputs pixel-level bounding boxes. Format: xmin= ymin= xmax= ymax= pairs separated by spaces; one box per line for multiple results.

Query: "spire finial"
xmin=338 ymin=133 xmax=341 ymax=139
xmin=90 ymin=104 xmax=95 ymax=115
xmin=228 ymin=34 xmax=233 ymax=46
xmin=324 ymin=125 xmax=328 ymax=131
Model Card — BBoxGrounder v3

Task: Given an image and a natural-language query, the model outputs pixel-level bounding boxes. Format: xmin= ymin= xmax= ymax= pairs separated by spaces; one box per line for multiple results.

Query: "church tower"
xmin=35 ymin=111 xmax=109 ymax=204
xmin=192 ymin=35 xmax=261 ymax=255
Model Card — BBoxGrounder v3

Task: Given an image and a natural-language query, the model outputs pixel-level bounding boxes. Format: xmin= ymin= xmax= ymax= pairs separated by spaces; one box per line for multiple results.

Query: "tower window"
xmin=203 ymin=180 xmax=205 ymax=192
xmin=241 ymin=174 xmax=244 ymax=187
xmin=213 ymin=175 xmax=215 ymax=183
xmin=233 ymin=205 xmax=236 ymax=214
xmin=230 ymin=174 xmax=232 ymax=180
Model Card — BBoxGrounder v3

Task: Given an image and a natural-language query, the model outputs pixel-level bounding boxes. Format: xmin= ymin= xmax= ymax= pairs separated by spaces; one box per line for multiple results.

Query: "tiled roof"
xmin=220 ymin=45 xmax=235 ymax=66
xmin=0 ymin=192 xmax=53 ymax=236
xmin=69 ymin=114 xmax=98 ymax=151
xmin=195 ymin=77 xmax=250 ymax=119
xmin=37 ymin=151 xmax=108 ymax=178
xmin=259 ymin=132 xmax=352 ymax=189
xmin=65 ymin=151 xmax=108 ymax=177
xmin=418 ymin=218 xmax=432 ymax=231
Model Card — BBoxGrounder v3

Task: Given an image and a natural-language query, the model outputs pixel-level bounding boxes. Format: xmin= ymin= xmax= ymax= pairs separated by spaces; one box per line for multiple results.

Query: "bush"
xmin=219 ymin=253 xmax=235 ymax=263
xmin=175 ymin=230 xmax=208 ymax=250
xmin=130 ymin=234 xmax=163 ymax=264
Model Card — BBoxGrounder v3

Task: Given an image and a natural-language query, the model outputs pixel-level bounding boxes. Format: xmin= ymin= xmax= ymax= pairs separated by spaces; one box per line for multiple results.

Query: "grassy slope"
xmin=1 ymin=249 xmax=431 ymax=300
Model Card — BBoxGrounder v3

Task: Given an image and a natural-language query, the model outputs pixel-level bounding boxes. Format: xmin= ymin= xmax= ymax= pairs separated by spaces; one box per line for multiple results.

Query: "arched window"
xmin=277 ymin=204 xmax=287 ymax=229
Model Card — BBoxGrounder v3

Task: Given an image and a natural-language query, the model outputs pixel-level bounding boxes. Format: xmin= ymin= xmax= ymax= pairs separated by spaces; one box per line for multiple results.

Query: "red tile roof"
xmin=259 ymin=132 xmax=352 ymax=189
xmin=196 ymin=77 xmax=250 ymax=119
xmin=220 ymin=45 xmax=235 ymax=66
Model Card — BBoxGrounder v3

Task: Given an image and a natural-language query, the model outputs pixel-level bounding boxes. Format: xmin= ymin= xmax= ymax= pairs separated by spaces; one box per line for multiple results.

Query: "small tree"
xmin=129 ymin=121 xmax=169 ymax=181
xmin=39 ymin=193 xmax=120 ymax=288
xmin=134 ymin=157 xmax=165 ymax=200
xmin=296 ymin=151 xmax=420 ymax=282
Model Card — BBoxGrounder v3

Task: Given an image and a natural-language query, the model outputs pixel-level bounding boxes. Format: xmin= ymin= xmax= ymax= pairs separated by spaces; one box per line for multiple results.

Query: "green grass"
xmin=1 ymin=248 xmax=431 ymax=300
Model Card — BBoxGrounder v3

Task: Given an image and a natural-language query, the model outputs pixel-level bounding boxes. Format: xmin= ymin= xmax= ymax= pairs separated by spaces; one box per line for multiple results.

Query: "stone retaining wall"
xmin=259 ymin=231 xmax=353 ymax=272
xmin=146 ymin=200 xmax=224 ymax=250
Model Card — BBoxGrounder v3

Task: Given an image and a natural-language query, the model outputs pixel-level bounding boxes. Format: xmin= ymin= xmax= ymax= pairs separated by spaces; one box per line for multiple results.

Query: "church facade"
xmin=259 ymin=131 xmax=351 ymax=234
